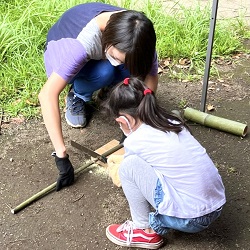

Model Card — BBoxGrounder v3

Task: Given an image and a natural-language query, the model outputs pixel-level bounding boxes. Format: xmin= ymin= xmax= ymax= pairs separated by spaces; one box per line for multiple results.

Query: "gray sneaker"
xmin=65 ymin=92 xmax=87 ymax=128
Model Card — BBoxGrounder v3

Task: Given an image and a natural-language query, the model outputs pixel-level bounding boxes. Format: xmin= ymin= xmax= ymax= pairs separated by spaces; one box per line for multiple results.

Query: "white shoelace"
xmin=116 ymin=220 xmax=137 ymax=246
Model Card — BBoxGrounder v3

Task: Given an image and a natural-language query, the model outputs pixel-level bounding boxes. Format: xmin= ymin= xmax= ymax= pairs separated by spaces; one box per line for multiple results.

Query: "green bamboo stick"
xmin=184 ymin=107 xmax=248 ymax=137
xmin=11 ymin=143 xmax=124 ymax=214
xmin=11 ymin=160 xmax=95 ymax=214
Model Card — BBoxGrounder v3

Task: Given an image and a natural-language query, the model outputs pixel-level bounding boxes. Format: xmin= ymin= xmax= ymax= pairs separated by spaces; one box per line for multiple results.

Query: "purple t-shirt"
xmin=44 ymin=2 xmax=158 ymax=82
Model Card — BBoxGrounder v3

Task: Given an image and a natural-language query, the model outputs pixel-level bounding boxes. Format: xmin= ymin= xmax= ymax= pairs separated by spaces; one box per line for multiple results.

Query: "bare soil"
xmin=1 ymin=51 xmax=250 ymax=250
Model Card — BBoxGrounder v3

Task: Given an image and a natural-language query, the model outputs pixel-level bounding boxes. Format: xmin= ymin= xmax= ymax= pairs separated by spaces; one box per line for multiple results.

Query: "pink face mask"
xmin=118 ymin=116 xmax=133 ymax=137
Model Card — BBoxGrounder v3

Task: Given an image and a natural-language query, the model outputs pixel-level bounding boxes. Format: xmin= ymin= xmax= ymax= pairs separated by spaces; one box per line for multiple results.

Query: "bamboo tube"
xmin=184 ymin=107 xmax=248 ymax=137
xmin=11 ymin=143 xmax=124 ymax=214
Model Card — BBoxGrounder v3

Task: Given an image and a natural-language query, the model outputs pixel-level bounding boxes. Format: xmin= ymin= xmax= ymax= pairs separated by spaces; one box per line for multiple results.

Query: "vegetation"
xmin=0 ymin=0 xmax=249 ymax=118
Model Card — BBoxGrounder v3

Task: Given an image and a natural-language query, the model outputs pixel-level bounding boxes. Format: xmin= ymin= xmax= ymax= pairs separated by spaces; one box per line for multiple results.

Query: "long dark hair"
xmin=102 ymin=10 xmax=156 ymax=80
xmin=104 ymin=77 xmax=186 ymax=134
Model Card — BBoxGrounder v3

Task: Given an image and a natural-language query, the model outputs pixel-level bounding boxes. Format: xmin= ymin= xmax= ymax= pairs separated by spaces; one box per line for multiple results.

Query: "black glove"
xmin=52 ymin=152 xmax=75 ymax=191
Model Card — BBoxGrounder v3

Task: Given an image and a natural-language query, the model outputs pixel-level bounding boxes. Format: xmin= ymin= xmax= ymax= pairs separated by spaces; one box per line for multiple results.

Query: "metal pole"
xmin=200 ymin=0 xmax=219 ymax=112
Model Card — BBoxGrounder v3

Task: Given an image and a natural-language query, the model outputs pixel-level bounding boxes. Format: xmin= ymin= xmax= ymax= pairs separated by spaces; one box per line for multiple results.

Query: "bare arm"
xmin=144 ymin=74 xmax=158 ymax=93
xmin=38 ymin=72 xmax=68 ymax=158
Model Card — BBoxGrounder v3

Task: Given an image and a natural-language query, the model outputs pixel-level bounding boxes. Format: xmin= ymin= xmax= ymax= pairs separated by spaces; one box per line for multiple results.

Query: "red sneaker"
xmin=106 ymin=220 xmax=163 ymax=249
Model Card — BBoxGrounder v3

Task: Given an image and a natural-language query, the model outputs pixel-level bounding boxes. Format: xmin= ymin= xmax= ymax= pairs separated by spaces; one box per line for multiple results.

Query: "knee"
xmin=119 ymin=155 xmax=145 ymax=178
xmin=97 ymin=62 xmax=115 ymax=82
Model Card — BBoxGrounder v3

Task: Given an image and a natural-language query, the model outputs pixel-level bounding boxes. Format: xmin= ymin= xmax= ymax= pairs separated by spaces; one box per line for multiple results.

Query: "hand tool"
xmin=71 ymin=140 xmax=108 ymax=163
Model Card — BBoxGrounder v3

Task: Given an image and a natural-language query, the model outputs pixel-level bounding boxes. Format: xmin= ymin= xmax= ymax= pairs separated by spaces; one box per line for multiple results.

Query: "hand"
xmin=52 ymin=153 xmax=75 ymax=191
xmin=107 ymin=154 xmax=124 ymax=187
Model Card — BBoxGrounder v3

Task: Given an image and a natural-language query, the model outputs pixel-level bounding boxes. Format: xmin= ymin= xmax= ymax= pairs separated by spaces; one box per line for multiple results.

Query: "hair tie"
xmin=123 ymin=78 xmax=130 ymax=85
xmin=144 ymin=88 xmax=152 ymax=95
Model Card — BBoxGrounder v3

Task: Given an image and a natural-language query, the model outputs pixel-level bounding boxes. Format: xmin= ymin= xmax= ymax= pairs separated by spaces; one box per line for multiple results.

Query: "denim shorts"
xmin=149 ymin=179 xmax=223 ymax=235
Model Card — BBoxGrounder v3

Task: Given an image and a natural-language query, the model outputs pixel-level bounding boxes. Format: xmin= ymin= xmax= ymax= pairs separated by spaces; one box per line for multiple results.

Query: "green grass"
xmin=0 ymin=0 xmax=249 ymax=118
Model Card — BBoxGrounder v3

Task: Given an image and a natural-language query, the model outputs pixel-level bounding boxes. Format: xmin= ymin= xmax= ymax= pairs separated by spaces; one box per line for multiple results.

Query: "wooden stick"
xmin=11 ymin=143 xmax=124 ymax=214
xmin=184 ymin=107 xmax=248 ymax=137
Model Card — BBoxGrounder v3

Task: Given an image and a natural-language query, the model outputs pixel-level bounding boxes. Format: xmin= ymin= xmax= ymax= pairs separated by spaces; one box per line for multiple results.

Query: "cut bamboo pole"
xmin=184 ymin=107 xmax=248 ymax=137
xmin=11 ymin=160 xmax=95 ymax=214
xmin=11 ymin=143 xmax=124 ymax=214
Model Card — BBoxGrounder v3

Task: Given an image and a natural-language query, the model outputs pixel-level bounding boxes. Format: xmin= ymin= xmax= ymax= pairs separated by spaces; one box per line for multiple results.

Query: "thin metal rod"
xmin=200 ymin=0 xmax=219 ymax=112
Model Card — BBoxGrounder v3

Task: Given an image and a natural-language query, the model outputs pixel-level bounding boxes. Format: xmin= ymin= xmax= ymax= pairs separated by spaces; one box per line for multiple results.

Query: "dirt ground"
xmin=1 ymin=44 xmax=250 ymax=250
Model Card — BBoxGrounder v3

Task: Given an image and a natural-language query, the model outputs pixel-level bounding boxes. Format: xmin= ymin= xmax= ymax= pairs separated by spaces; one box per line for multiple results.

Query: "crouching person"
xmin=103 ymin=77 xmax=226 ymax=249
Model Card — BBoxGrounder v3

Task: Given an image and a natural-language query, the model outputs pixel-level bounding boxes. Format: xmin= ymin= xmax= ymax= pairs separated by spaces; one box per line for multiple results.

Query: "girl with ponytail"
xmin=104 ymin=77 xmax=226 ymax=249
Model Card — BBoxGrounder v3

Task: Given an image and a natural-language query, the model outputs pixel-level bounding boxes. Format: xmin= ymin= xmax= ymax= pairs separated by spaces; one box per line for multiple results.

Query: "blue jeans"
xmin=149 ymin=180 xmax=223 ymax=235
xmin=70 ymin=59 xmax=130 ymax=102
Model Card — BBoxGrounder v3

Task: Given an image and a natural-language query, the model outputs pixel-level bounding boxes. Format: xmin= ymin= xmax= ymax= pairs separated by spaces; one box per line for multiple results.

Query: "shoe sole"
xmin=106 ymin=228 xmax=164 ymax=249
xmin=65 ymin=115 xmax=87 ymax=128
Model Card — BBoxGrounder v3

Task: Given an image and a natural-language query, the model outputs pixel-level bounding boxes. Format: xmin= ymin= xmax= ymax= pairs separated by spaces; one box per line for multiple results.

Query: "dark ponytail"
xmin=104 ymin=77 xmax=186 ymax=134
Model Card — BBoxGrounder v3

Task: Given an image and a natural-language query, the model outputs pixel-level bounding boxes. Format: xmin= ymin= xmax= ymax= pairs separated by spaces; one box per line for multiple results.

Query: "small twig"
xmin=72 ymin=193 xmax=85 ymax=203
xmin=8 ymin=238 xmax=29 ymax=244
xmin=5 ymin=202 xmax=12 ymax=210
